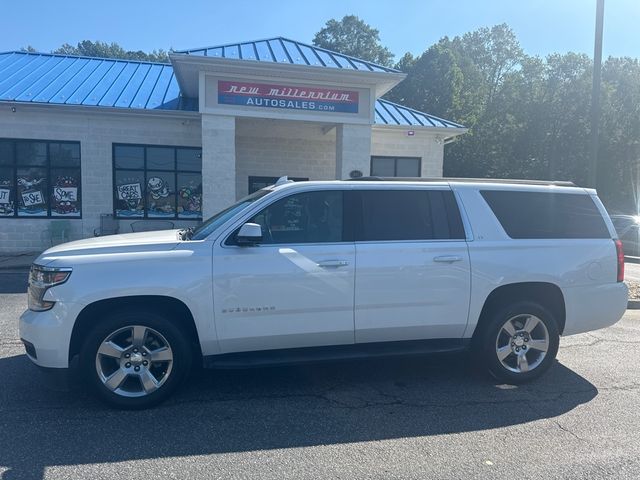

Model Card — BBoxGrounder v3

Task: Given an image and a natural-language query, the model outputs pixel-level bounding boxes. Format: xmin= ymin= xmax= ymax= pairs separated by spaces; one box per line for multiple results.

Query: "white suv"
xmin=20 ymin=178 xmax=628 ymax=408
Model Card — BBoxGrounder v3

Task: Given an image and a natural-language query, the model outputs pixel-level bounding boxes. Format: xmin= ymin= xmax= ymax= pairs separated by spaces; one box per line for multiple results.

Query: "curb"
xmin=628 ymin=300 xmax=640 ymax=310
xmin=0 ymin=253 xmax=39 ymax=272
xmin=625 ymin=256 xmax=640 ymax=264
xmin=0 ymin=263 xmax=33 ymax=272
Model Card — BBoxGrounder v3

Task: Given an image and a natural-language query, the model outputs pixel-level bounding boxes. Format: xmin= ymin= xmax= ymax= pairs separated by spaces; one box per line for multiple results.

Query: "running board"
xmin=203 ymin=338 xmax=470 ymax=369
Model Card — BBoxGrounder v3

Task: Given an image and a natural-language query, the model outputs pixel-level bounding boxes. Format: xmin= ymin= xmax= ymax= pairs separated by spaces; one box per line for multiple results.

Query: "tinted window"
xmin=371 ymin=156 xmax=420 ymax=177
xmin=0 ymin=141 xmax=12 ymax=165
xmin=147 ymin=147 xmax=174 ymax=170
xmin=248 ymin=191 xmax=343 ymax=244
xmin=194 ymin=189 xmax=270 ymax=241
xmin=481 ymin=190 xmax=610 ymax=239
xmin=177 ymin=149 xmax=202 ymax=171
xmin=357 ymin=189 xmax=465 ymax=241
xmin=114 ymin=145 xmax=144 ymax=169
xmin=0 ymin=140 xmax=81 ymax=218
xmin=113 ymin=144 xmax=203 ymax=219
xmin=49 ymin=143 xmax=80 ymax=167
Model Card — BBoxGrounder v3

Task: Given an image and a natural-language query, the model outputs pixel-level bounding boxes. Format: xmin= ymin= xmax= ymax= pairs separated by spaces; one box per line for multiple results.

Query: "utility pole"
xmin=589 ymin=0 xmax=605 ymax=188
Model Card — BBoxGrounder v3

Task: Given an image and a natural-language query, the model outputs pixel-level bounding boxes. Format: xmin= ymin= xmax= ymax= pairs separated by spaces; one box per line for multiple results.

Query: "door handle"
xmin=317 ymin=260 xmax=349 ymax=268
xmin=433 ymin=255 xmax=462 ymax=263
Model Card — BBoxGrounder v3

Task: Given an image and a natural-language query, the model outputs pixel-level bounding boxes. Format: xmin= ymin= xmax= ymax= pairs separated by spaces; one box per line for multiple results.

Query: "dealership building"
xmin=0 ymin=37 xmax=466 ymax=252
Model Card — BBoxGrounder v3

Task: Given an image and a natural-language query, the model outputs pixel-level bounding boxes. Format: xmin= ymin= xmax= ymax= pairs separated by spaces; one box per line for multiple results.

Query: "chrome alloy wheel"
xmin=95 ymin=325 xmax=174 ymax=398
xmin=495 ymin=314 xmax=550 ymax=374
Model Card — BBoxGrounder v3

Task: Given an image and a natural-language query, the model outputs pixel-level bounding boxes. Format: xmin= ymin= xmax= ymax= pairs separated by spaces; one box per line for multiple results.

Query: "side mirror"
xmin=236 ymin=222 xmax=262 ymax=246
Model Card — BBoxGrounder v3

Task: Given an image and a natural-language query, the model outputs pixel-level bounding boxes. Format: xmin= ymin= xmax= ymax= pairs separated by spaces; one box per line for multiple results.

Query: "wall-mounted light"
xmin=11 ymin=106 xmax=16 ymax=113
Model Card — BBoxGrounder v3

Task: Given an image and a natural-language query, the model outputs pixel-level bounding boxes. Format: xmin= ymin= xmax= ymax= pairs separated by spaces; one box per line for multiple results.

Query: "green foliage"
xmin=52 ymin=41 xmax=170 ymax=63
xmin=394 ymin=52 xmax=416 ymax=73
xmin=313 ymin=15 xmax=394 ymax=67
xmin=385 ymin=23 xmax=640 ymax=212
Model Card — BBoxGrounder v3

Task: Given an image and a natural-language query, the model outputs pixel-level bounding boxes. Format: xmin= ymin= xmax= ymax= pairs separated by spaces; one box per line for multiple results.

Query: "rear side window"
xmin=480 ymin=190 xmax=610 ymax=239
xmin=356 ymin=189 xmax=465 ymax=241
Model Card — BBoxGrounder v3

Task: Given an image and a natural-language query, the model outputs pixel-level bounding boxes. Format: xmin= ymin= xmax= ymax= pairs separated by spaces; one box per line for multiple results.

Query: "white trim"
xmin=170 ymin=54 xmax=405 ymax=98
xmin=372 ymin=124 xmax=468 ymax=135
xmin=1 ymin=101 xmax=200 ymax=120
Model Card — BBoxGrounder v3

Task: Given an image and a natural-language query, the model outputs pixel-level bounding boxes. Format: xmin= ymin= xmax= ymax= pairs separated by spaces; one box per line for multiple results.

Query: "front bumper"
xmin=19 ymin=301 xmax=84 ymax=368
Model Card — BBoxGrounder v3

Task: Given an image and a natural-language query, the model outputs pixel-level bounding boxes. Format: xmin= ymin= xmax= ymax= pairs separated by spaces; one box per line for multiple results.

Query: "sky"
xmin=1 ymin=0 xmax=639 ymax=61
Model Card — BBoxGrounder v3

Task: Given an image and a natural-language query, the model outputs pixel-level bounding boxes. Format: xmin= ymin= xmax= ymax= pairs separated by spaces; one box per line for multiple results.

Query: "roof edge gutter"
xmin=0 ymin=101 xmax=201 ymax=119
xmin=372 ymin=124 xmax=469 ymax=135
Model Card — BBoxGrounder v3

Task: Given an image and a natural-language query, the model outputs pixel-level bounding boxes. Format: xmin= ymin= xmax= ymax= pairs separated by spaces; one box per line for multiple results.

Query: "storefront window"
xmin=0 ymin=140 xmax=81 ymax=217
xmin=113 ymin=144 xmax=202 ymax=219
xmin=371 ymin=156 xmax=421 ymax=177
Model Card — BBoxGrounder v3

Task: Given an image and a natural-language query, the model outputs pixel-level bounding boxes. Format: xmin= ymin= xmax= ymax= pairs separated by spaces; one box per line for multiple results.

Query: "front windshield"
xmin=190 ymin=189 xmax=271 ymax=240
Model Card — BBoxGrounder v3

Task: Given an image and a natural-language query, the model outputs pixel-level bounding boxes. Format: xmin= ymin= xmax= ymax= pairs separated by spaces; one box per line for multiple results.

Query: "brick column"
xmin=201 ymin=114 xmax=236 ymax=219
xmin=335 ymin=123 xmax=372 ymax=179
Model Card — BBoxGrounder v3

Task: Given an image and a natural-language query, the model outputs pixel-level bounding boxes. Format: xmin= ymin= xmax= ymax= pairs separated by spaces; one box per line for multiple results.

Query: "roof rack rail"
xmin=348 ymin=177 xmax=577 ymax=187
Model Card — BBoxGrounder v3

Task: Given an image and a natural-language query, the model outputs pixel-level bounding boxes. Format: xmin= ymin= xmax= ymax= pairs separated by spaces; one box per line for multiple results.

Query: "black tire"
xmin=479 ymin=301 xmax=560 ymax=384
xmin=79 ymin=308 xmax=192 ymax=409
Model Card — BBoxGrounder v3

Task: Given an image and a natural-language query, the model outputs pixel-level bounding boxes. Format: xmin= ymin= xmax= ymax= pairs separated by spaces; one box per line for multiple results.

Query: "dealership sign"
xmin=218 ymin=81 xmax=359 ymax=113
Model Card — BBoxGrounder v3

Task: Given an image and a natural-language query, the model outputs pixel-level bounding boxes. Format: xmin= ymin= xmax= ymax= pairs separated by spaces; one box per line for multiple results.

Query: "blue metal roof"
xmin=0 ymin=50 xmax=464 ymax=129
xmin=375 ymin=99 xmax=464 ymax=129
xmin=175 ymin=37 xmax=400 ymax=74
xmin=0 ymin=51 xmax=195 ymax=111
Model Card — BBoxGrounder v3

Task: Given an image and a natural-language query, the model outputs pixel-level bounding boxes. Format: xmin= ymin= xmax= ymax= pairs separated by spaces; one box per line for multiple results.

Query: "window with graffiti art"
xmin=0 ymin=140 xmax=81 ymax=218
xmin=113 ymin=144 xmax=202 ymax=219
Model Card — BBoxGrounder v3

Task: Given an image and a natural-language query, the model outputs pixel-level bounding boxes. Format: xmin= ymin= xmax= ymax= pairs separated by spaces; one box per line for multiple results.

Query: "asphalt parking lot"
xmin=1 ymin=271 xmax=639 ymax=480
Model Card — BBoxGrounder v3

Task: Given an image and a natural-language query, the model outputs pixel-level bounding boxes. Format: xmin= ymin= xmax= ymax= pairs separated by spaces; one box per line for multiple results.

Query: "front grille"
xmin=21 ymin=339 xmax=37 ymax=360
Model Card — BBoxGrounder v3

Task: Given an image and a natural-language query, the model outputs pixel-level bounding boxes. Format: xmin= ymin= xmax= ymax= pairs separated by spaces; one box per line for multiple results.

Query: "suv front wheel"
xmin=480 ymin=301 xmax=560 ymax=383
xmin=79 ymin=309 xmax=192 ymax=409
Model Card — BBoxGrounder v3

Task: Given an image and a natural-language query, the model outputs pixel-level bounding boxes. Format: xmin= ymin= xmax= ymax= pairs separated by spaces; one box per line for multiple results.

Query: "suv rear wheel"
xmin=79 ymin=308 xmax=192 ymax=409
xmin=480 ymin=301 xmax=560 ymax=383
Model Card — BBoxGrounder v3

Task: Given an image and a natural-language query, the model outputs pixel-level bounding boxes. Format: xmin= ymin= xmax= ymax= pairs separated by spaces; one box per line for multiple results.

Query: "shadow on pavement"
xmin=0 ymin=353 xmax=597 ymax=479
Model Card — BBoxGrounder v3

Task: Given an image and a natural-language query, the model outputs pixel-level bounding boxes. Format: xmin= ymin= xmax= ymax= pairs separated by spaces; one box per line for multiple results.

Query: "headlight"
xmin=28 ymin=265 xmax=72 ymax=312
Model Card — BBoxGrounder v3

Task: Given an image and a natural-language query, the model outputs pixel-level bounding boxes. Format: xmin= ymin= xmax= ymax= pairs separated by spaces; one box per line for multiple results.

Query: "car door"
xmin=353 ymin=187 xmax=471 ymax=343
xmin=212 ymin=189 xmax=355 ymax=353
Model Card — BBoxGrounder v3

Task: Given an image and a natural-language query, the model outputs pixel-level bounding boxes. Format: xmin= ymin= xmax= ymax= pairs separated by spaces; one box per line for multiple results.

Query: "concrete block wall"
xmin=235 ymin=120 xmax=447 ymax=199
xmin=201 ymin=114 xmax=236 ymax=219
xmin=235 ymin=118 xmax=337 ymax=198
xmin=0 ymin=106 xmax=201 ymax=253
xmin=336 ymin=123 xmax=372 ymax=180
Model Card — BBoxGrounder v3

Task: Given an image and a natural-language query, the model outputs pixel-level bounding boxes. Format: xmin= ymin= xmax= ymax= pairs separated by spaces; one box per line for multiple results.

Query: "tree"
xmin=52 ymin=41 xmax=170 ymax=63
xmin=386 ymin=38 xmax=484 ymax=126
xmin=459 ymin=24 xmax=524 ymax=105
xmin=313 ymin=15 xmax=394 ymax=67
xmin=386 ymin=25 xmax=524 ymax=178
xmin=598 ymin=57 xmax=640 ymax=212
xmin=394 ymin=52 xmax=416 ymax=72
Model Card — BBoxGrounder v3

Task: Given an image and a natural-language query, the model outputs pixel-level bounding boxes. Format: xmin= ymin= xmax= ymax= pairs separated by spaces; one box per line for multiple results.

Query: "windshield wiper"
xmin=177 ymin=227 xmax=194 ymax=241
